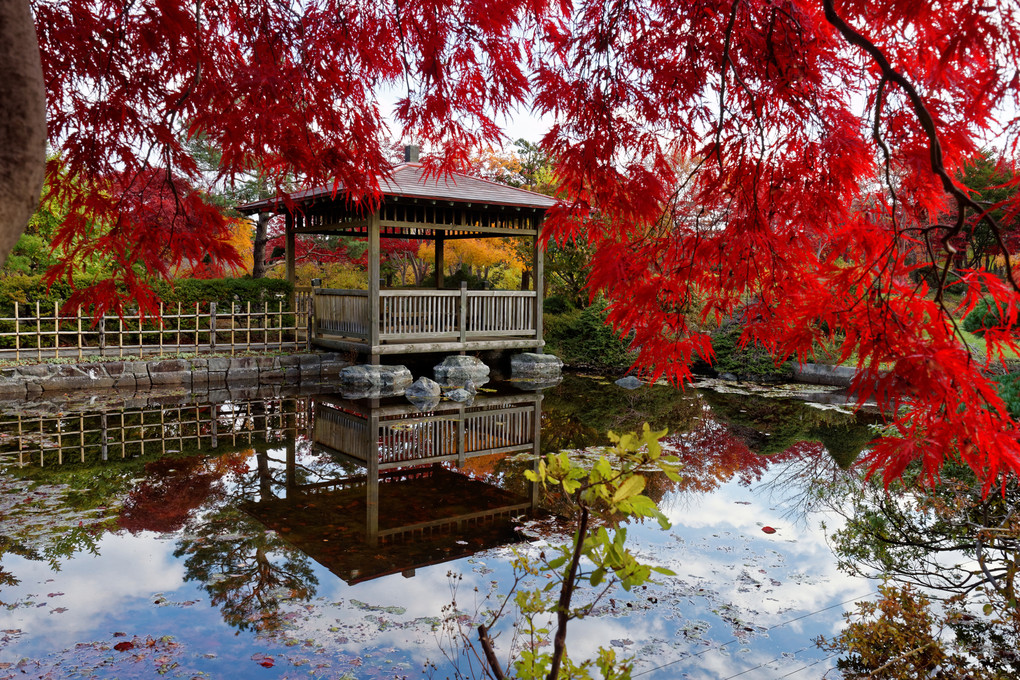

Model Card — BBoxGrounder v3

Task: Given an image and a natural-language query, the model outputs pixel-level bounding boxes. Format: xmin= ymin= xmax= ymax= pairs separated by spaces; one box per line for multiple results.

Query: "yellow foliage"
xmin=418 ymin=238 xmax=525 ymax=271
xmin=267 ymin=260 xmax=367 ymax=289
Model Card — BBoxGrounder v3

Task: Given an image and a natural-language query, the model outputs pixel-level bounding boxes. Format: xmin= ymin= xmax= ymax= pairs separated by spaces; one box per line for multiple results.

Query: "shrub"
xmin=963 ymin=297 xmax=1005 ymax=336
xmin=542 ymin=294 xmax=574 ymax=315
xmin=994 ymin=372 xmax=1020 ymax=418
xmin=0 ymin=275 xmax=294 ymax=316
xmin=543 ymin=298 xmax=634 ymax=370
xmin=710 ymin=323 xmax=793 ymax=382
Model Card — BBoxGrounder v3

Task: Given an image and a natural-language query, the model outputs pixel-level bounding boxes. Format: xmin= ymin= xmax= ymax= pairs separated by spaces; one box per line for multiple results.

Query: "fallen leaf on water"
xmin=252 ymin=653 xmax=275 ymax=668
xmin=761 ymin=526 xmax=777 ymax=534
xmin=114 ymin=641 xmax=134 ymax=652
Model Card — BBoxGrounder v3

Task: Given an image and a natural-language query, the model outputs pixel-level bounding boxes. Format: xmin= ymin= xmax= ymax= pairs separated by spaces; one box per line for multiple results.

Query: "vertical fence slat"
xmin=35 ymin=301 xmax=41 ymax=361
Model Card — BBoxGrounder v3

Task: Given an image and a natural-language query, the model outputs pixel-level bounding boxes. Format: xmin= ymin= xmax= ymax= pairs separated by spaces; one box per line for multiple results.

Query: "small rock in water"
xmin=615 ymin=376 xmax=643 ymax=390
xmin=405 ymin=376 xmax=441 ymax=399
xmin=445 ymin=388 xmax=473 ymax=403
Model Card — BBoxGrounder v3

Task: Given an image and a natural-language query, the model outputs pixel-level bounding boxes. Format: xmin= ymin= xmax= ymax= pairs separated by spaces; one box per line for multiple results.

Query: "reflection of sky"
xmin=0 ymin=391 xmax=880 ymax=680
xmin=1 ymin=533 xmax=186 ymax=652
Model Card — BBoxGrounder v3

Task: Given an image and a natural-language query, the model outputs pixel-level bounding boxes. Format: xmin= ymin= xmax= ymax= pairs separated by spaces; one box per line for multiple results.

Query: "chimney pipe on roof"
xmin=404 ymin=145 xmax=420 ymax=163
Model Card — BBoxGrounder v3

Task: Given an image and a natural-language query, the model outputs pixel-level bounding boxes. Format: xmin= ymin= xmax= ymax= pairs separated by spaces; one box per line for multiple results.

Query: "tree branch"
xmin=822 ymin=0 xmax=1020 ymax=295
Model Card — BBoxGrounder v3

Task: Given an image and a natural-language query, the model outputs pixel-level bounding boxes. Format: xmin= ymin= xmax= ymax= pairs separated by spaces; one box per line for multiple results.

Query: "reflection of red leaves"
xmin=761 ymin=526 xmax=777 ymax=534
xmin=119 ymin=456 xmax=225 ymax=534
xmin=114 ymin=641 xmax=134 ymax=652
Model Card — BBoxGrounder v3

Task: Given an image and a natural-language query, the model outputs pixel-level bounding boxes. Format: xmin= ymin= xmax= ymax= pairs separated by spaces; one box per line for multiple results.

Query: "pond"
xmin=0 ymin=373 xmax=884 ymax=679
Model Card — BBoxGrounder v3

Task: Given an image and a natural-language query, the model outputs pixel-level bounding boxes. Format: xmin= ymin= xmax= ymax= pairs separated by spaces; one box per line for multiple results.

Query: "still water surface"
xmin=0 ymin=375 xmax=879 ymax=679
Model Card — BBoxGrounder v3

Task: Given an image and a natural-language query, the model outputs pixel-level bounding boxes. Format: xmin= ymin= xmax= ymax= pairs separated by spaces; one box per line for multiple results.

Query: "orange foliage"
xmin=174 ymin=217 xmax=253 ymax=279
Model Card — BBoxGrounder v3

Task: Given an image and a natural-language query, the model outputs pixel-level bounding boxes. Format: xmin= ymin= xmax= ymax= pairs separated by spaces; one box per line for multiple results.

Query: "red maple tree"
xmin=25 ymin=0 xmax=1020 ymax=487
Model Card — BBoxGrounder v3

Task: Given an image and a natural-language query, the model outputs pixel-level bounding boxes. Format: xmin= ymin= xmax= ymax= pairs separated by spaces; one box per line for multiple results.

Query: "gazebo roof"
xmin=236 ymin=162 xmax=557 ymax=214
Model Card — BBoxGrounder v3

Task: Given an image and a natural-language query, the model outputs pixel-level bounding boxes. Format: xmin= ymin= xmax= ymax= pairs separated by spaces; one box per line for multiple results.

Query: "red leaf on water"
xmin=252 ymin=653 xmax=275 ymax=668
xmin=761 ymin=526 xmax=777 ymax=534
xmin=114 ymin=641 xmax=134 ymax=652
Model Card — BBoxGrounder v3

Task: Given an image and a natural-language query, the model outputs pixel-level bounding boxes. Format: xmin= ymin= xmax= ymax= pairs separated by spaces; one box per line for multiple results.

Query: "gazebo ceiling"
xmin=236 ymin=162 xmax=557 ymax=239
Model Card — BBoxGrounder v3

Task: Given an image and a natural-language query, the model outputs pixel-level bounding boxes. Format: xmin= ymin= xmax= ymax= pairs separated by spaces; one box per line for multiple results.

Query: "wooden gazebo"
xmin=237 ymin=148 xmax=557 ymax=364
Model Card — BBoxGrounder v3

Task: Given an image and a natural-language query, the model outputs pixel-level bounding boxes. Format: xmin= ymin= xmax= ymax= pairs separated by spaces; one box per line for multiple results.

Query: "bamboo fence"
xmin=0 ymin=288 xmax=313 ymax=361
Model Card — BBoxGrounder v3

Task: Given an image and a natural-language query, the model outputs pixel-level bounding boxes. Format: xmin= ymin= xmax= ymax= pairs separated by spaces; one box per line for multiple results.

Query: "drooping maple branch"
xmin=714 ymin=0 xmax=743 ymax=166
xmin=822 ymin=0 xmax=1020 ymax=296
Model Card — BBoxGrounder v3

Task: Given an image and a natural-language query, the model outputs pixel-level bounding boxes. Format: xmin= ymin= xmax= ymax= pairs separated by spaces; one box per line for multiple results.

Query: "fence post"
xmin=99 ymin=317 xmax=106 ymax=354
xmin=306 ymin=302 xmax=313 ymax=352
xmin=35 ymin=301 xmax=41 ymax=361
xmin=209 ymin=302 xmax=217 ymax=352
xmin=54 ymin=299 xmax=60 ymax=359
xmin=459 ymin=282 xmax=468 ymax=345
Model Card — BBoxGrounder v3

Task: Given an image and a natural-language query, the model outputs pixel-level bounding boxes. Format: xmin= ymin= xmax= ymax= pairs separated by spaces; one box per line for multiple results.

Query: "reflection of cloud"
xmin=0 ymin=533 xmax=185 ymax=654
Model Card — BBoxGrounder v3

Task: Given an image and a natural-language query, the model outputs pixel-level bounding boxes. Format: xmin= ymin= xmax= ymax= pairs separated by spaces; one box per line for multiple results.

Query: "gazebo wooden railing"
xmin=312 ymin=285 xmax=540 ymax=355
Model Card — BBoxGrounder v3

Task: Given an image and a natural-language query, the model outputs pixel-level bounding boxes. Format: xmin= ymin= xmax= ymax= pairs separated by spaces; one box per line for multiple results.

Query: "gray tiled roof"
xmin=237 ymin=163 xmax=557 ymax=213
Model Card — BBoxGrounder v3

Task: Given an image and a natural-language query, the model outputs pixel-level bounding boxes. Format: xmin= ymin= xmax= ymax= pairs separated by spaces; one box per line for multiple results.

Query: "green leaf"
xmin=613 ymin=475 xmax=645 ymax=503
xmin=548 ymin=555 xmax=568 ymax=570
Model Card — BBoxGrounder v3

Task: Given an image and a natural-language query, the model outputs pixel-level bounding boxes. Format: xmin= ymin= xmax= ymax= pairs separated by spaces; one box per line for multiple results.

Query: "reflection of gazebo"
xmin=244 ymin=463 xmax=537 ymax=584
xmin=312 ymin=391 xmax=543 ymax=537
xmin=237 ymin=147 xmax=557 ymax=364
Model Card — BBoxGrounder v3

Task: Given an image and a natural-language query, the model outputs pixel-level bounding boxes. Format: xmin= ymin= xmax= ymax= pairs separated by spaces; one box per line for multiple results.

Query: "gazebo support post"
xmin=368 ymin=210 xmax=381 ymax=365
xmin=435 ymin=233 xmax=445 ymax=288
xmin=285 ymin=211 xmax=296 ymax=309
xmin=533 ymin=224 xmax=544 ymax=353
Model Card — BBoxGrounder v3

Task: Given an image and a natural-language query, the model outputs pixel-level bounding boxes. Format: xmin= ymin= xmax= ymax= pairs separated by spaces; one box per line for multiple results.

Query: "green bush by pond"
xmin=543 ymin=298 xmax=635 ymax=371
xmin=710 ymin=323 xmax=793 ymax=382
xmin=0 ymin=275 xmax=293 ymax=315
xmin=963 ymin=297 xmax=1003 ymax=336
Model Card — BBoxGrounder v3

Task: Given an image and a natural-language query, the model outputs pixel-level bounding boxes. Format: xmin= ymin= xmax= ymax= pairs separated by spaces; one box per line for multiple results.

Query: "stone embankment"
xmin=0 ymin=353 xmax=348 ymax=398
xmin=790 ymin=364 xmax=858 ymax=388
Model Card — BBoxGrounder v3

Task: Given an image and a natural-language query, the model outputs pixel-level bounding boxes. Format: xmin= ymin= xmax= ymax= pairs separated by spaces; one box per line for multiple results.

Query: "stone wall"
xmin=791 ymin=363 xmax=859 ymax=388
xmin=0 ymin=353 xmax=348 ymax=398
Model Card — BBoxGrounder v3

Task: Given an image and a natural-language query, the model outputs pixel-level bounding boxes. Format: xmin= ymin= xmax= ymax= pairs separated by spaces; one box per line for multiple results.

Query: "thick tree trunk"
xmin=251 ymin=211 xmax=270 ymax=279
xmin=0 ymin=0 xmax=46 ymax=266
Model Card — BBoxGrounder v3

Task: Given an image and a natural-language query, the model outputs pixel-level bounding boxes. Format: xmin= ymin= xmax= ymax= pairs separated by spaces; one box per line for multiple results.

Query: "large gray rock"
xmin=339 ymin=364 xmax=412 ymax=398
xmin=615 ymin=375 xmax=643 ymax=390
xmin=434 ymin=355 xmax=489 ymax=386
xmin=511 ymin=352 xmax=563 ymax=379
xmin=406 ymin=376 xmax=442 ymax=399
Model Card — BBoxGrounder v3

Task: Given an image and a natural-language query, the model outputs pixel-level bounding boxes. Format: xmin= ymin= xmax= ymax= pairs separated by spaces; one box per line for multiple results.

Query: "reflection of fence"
xmin=0 ymin=398 xmax=311 ymax=467
xmin=0 ymin=290 xmax=313 ymax=361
